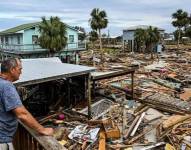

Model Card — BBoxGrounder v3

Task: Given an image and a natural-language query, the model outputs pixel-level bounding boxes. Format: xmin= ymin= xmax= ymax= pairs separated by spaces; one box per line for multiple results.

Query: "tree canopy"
xmin=172 ymin=9 xmax=189 ymax=45
xmin=134 ymin=26 xmax=161 ymax=58
xmin=38 ymin=16 xmax=67 ymax=55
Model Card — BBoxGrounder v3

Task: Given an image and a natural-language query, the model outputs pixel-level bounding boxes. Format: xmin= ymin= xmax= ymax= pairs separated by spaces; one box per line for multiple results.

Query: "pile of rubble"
xmin=38 ymin=48 xmax=191 ymax=149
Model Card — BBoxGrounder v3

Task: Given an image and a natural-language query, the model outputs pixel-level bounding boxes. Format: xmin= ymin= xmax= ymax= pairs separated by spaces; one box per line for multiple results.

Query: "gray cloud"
xmin=0 ymin=0 xmax=191 ymax=35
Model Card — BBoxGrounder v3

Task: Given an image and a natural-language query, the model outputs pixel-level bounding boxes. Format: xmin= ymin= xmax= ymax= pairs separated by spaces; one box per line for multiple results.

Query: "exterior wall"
xmin=66 ymin=28 xmax=78 ymax=49
xmin=0 ymin=34 xmax=23 ymax=50
xmin=123 ymin=30 xmax=135 ymax=42
xmin=123 ymin=30 xmax=165 ymax=42
xmin=0 ymin=25 xmax=85 ymax=64
xmin=0 ymin=34 xmax=23 ymax=45
xmin=23 ymin=28 xmax=39 ymax=44
xmin=23 ymin=27 xmax=40 ymax=50
xmin=122 ymin=30 xmax=135 ymax=52
xmin=0 ymin=25 xmax=80 ymax=51
xmin=22 ymin=26 xmax=79 ymax=50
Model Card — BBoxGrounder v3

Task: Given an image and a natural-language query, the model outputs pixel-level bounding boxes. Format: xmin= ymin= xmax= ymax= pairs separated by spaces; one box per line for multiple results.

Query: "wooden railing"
xmin=13 ymin=123 xmax=66 ymax=150
xmin=13 ymin=124 xmax=44 ymax=150
xmin=0 ymin=42 xmax=86 ymax=51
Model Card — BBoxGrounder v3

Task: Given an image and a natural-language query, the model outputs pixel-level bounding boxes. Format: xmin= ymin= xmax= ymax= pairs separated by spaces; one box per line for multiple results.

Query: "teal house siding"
xmin=0 ymin=21 xmax=86 ymax=64
xmin=23 ymin=29 xmax=34 ymax=44
xmin=23 ymin=27 xmax=40 ymax=50
xmin=66 ymin=28 xmax=78 ymax=49
xmin=0 ymin=22 xmax=81 ymax=51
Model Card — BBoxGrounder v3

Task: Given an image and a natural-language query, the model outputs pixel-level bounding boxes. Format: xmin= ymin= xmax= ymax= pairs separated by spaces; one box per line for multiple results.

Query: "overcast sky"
xmin=0 ymin=0 xmax=191 ymax=36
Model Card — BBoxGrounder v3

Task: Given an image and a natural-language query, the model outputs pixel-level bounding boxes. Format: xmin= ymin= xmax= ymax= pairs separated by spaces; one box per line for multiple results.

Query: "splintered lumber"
xmin=124 ymin=126 xmax=155 ymax=144
xmin=182 ymin=140 xmax=191 ymax=148
xmin=123 ymin=115 xmax=140 ymax=139
xmin=134 ymin=106 xmax=149 ymax=116
xmin=140 ymin=142 xmax=166 ymax=150
xmin=99 ymin=131 xmax=106 ymax=150
xmin=130 ymin=112 xmax=146 ymax=136
xmin=141 ymin=116 xmax=162 ymax=127
xmin=81 ymin=141 xmax=88 ymax=150
xmin=39 ymin=113 xmax=59 ymax=124
xmin=134 ymin=104 xmax=147 ymax=114
xmin=68 ymin=143 xmax=78 ymax=150
xmin=162 ymin=115 xmax=191 ymax=129
xmin=122 ymin=106 xmax=127 ymax=136
xmin=180 ymin=88 xmax=191 ymax=101
xmin=139 ymin=93 xmax=191 ymax=114
xmin=152 ymin=78 xmax=181 ymax=90
xmin=107 ymin=144 xmax=132 ymax=149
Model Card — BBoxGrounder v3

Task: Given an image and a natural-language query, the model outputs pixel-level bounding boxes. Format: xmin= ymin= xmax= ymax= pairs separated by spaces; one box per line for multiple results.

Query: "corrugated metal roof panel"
xmin=14 ymin=58 xmax=95 ymax=86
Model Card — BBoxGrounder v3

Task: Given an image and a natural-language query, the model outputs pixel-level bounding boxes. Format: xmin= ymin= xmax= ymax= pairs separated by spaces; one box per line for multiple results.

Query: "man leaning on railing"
xmin=0 ymin=58 xmax=54 ymax=150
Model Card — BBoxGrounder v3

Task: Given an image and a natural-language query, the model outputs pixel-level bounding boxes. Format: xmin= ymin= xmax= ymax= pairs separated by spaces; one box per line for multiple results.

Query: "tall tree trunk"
xmin=150 ymin=43 xmax=154 ymax=59
xmin=92 ymin=42 xmax=95 ymax=67
xmin=178 ymin=28 xmax=181 ymax=48
xmin=99 ymin=29 xmax=103 ymax=65
xmin=142 ymin=43 xmax=146 ymax=53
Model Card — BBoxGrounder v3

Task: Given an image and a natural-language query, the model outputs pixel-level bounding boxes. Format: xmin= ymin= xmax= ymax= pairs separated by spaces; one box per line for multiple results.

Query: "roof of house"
xmin=0 ymin=21 xmax=78 ymax=35
xmin=123 ymin=25 xmax=165 ymax=31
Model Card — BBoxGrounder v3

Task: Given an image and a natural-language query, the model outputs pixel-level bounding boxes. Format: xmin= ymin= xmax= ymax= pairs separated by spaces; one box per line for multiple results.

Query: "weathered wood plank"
xmin=20 ymin=122 xmax=67 ymax=150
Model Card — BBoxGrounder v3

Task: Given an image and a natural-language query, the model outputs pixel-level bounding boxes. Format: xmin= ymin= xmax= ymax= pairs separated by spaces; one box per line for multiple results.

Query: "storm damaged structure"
xmin=12 ymin=57 xmax=94 ymax=149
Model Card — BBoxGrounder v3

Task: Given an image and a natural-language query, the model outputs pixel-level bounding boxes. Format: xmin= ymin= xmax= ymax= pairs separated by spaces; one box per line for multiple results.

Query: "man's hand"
xmin=39 ymin=127 xmax=54 ymax=136
xmin=13 ymin=106 xmax=54 ymax=136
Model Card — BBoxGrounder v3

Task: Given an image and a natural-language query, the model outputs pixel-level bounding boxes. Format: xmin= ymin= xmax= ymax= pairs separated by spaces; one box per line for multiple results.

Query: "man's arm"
xmin=12 ymin=105 xmax=54 ymax=136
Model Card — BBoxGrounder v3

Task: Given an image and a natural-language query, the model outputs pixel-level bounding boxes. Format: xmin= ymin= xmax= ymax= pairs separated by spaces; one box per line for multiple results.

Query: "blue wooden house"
xmin=0 ymin=22 xmax=86 ymax=63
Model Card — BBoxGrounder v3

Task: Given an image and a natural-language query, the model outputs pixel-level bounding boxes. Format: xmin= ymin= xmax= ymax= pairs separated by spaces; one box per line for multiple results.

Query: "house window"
xmin=32 ymin=35 xmax=38 ymax=44
xmin=17 ymin=36 xmax=20 ymax=44
xmin=5 ymin=37 xmax=8 ymax=44
xmin=1 ymin=37 xmax=3 ymax=44
xmin=10 ymin=37 xmax=13 ymax=44
xmin=69 ymin=35 xmax=74 ymax=43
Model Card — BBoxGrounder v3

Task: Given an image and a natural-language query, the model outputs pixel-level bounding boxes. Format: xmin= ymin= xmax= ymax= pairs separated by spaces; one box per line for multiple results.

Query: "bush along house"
xmin=0 ymin=22 xmax=86 ymax=64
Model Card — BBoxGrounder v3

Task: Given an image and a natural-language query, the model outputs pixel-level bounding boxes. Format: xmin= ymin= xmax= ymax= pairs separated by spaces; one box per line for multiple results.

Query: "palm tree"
xmin=89 ymin=8 xmax=108 ymax=63
xmin=145 ymin=26 xmax=160 ymax=59
xmin=172 ymin=9 xmax=189 ymax=46
xmin=134 ymin=28 xmax=147 ymax=53
xmin=38 ymin=16 xmax=67 ymax=56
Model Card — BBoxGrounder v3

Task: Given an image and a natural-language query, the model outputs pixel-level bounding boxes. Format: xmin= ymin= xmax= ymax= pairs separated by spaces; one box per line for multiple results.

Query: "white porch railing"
xmin=0 ymin=42 xmax=86 ymax=51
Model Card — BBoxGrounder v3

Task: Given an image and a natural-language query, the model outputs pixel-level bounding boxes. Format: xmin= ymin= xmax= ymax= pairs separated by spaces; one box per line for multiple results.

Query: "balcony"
xmin=0 ymin=42 xmax=86 ymax=52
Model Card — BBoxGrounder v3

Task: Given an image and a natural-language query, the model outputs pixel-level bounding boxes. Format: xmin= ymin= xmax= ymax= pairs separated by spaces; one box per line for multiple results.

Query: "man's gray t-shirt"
xmin=0 ymin=78 xmax=22 ymax=143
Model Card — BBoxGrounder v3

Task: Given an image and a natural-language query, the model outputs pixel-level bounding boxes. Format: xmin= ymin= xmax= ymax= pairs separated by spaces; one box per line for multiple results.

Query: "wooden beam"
xmin=99 ymin=131 xmax=106 ymax=150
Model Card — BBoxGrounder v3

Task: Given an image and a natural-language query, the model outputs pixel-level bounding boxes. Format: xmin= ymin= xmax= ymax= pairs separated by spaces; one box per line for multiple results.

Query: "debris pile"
xmin=27 ymin=48 xmax=191 ymax=149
